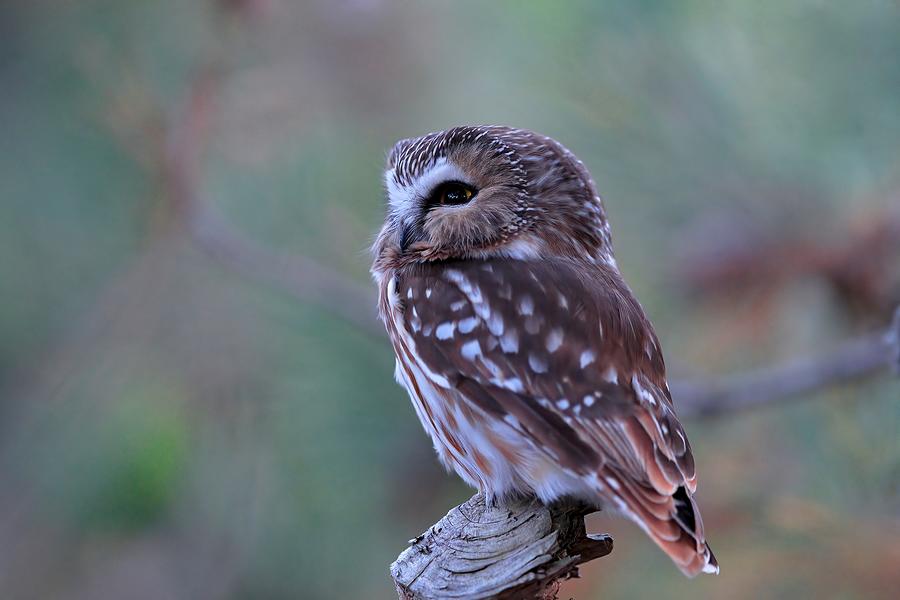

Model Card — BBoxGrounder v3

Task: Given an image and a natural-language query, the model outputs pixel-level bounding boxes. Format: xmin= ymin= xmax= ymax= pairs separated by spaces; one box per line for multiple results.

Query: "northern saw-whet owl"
xmin=371 ymin=126 xmax=718 ymax=577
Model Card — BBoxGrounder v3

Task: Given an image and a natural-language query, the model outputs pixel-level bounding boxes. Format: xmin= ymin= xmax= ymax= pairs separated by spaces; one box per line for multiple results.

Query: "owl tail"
xmin=610 ymin=478 xmax=719 ymax=577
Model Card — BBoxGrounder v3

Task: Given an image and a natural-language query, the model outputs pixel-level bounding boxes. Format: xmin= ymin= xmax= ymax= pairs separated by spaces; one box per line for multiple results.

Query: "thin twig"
xmin=162 ymin=70 xmax=382 ymax=338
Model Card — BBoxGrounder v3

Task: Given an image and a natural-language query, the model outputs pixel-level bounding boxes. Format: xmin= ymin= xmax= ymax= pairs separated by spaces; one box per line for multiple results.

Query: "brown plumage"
xmin=371 ymin=125 xmax=718 ymax=576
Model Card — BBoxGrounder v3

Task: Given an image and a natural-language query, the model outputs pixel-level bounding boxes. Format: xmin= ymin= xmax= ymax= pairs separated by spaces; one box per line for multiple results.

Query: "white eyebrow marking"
xmin=386 ymin=158 xmax=471 ymax=213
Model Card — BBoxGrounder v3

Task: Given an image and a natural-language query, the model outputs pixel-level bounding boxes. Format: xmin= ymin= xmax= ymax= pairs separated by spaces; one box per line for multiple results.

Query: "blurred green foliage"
xmin=1 ymin=1 xmax=898 ymax=598
xmin=36 ymin=382 xmax=189 ymax=531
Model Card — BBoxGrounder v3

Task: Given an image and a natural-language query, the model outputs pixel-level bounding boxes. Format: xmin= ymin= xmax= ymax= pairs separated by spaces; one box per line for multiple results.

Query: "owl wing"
xmin=396 ymin=257 xmax=718 ymax=576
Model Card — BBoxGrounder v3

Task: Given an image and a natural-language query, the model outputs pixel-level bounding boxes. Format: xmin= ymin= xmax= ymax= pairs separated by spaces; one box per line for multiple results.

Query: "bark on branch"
xmin=390 ymin=493 xmax=611 ymax=600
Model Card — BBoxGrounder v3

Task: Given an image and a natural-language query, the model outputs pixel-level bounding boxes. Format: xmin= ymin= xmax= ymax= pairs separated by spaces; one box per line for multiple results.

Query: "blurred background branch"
xmin=674 ymin=307 xmax=900 ymax=418
xmin=162 ymin=70 xmax=383 ymax=338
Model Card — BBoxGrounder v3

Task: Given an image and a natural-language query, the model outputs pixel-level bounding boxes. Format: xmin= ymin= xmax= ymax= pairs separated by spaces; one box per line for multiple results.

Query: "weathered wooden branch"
xmin=390 ymin=493 xmax=611 ymax=600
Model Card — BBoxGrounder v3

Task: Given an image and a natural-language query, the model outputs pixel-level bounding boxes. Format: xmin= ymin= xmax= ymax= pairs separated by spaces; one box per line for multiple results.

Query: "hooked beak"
xmin=398 ymin=219 xmax=424 ymax=253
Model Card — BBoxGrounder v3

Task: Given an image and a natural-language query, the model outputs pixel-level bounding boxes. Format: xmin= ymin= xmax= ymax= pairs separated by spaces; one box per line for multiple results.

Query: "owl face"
xmin=372 ymin=126 xmax=615 ymax=273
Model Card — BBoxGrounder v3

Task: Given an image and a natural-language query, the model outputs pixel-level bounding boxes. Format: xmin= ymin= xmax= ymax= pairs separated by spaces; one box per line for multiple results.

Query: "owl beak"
xmin=398 ymin=220 xmax=422 ymax=253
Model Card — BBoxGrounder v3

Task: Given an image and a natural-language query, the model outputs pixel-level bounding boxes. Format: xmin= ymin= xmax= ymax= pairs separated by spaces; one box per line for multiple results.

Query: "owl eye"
xmin=431 ymin=182 xmax=475 ymax=206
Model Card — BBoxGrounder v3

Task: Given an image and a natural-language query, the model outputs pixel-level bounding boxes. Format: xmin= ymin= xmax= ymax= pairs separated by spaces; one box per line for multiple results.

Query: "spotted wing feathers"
xmin=397 ymin=258 xmax=718 ymax=576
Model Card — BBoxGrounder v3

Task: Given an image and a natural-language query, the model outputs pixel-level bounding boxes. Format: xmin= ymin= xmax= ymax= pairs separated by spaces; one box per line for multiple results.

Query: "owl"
xmin=371 ymin=126 xmax=718 ymax=577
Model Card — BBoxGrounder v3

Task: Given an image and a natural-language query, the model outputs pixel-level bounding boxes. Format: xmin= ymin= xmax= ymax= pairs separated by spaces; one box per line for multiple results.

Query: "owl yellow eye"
xmin=433 ymin=182 xmax=475 ymax=206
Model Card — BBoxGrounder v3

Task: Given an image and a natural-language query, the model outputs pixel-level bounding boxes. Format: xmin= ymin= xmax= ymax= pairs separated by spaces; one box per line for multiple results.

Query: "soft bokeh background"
xmin=2 ymin=1 xmax=899 ymax=598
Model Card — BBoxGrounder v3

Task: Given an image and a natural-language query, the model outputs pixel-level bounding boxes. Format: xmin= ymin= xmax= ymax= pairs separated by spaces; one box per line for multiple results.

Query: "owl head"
xmin=371 ymin=126 xmax=615 ymax=274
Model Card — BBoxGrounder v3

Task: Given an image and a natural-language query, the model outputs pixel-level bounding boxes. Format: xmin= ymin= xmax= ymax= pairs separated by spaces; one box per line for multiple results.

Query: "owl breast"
xmin=379 ymin=272 xmax=586 ymax=502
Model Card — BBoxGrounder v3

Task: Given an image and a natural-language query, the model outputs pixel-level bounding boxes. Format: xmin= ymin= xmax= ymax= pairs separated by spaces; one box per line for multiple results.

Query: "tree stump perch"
xmin=390 ymin=494 xmax=612 ymax=600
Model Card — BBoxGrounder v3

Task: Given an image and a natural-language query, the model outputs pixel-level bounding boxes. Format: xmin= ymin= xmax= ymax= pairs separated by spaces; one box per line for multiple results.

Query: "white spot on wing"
xmin=517 ymin=295 xmax=534 ymax=316
xmin=435 ymin=322 xmax=455 ymax=340
xmin=450 ymin=299 xmax=467 ymax=312
xmin=457 ymin=316 xmax=479 ymax=333
xmin=486 ymin=312 xmax=504 ymax=336
xmin=528 ymin=353 xmax=548 ymax=373
xmin=580 ymin=350 xmax=596 ymax=368
xmin=524 ymin=316 xmax=542 ymax=335
xmin=490 ymin=376 xmax=524 ymax=393
xmin=546 ymin=328 xmax=564 ymax=352
xmin=603 ymin=367 xmax=618 ymax=384
xmin=461 ymin=340 xmax=482 ymax=361
xmin=499 ymin=329 xmax=519 ymax=353
xmin=632 ymin=374 xmax=657 ymax=405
